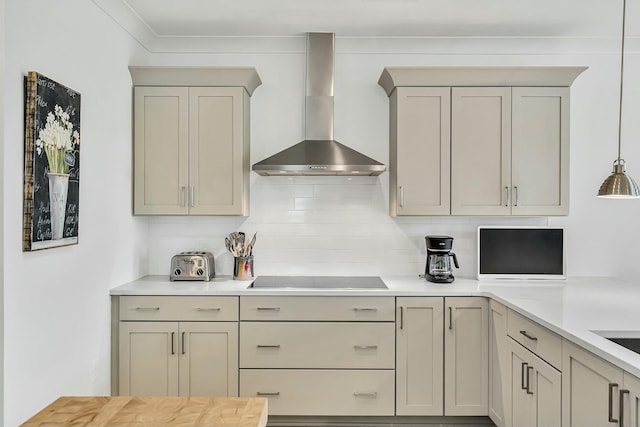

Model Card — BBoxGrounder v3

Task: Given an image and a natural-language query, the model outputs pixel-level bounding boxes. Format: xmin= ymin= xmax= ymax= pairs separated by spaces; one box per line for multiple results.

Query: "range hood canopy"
xmin=252 ymin=32 xmax=386 ymax=176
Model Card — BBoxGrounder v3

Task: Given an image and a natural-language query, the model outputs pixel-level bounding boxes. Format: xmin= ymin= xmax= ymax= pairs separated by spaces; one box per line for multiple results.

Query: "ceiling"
xmin=94 ymin=0 xmax=624 ymax=40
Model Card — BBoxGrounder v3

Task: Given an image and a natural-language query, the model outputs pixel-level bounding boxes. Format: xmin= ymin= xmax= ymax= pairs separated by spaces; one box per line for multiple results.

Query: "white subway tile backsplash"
xmin=147 ymin=178 xmax=552 ymax=278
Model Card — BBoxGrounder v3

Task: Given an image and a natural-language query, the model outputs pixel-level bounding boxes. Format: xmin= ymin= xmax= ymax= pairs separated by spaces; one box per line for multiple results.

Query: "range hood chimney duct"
xmin=252 ymin=32 xmax=386 ymax=176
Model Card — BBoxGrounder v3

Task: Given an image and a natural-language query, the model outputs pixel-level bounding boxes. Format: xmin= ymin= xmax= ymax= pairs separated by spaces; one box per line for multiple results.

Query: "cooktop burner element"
xmin=249 ymin=276 xmax=387 ymax=289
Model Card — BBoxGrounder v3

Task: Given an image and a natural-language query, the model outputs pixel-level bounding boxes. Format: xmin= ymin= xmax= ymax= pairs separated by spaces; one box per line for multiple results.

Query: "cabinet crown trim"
xmin=129 ymin=66 xmax=262 ymax=95
xmin=378 ymin=66 xmax=587 ymax=96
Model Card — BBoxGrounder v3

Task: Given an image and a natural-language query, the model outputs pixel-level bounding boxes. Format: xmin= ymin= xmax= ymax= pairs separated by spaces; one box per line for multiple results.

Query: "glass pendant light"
xmin=597 ymin=0 xmax=640 ymax=198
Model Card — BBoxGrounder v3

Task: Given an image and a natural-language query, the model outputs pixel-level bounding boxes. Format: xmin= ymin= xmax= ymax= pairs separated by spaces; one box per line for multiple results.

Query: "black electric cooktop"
xmin=249 ymin=276 xmax=387 ymax=289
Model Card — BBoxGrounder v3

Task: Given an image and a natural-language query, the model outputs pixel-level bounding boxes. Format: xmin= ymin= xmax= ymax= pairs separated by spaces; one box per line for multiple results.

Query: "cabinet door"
xmin=562 ymin=340 xmax=624 ymax=427
xmin=133 ymin=87 xmax=189 ymax=215
xmin=390 ymin=87 xmax=451 ymax=216
xmin=451 ymin=87 xmax=511 ymax=215
xmin=188 ymin=87 xmax=248 ymax=215
xmin=119 ymin=321 xmax=179 ymax=396
xmin=489 ymin=300 xmax=508 ymax=427
xmin=623 ymin=372 xmax=640 ymax=427
xmin=444 ymin=297 xmax=489 ymax=415
xmin=508 ymin=338 xmax=561 ymax=427
xmin=512 ymin=87 xmax=569 ymax=215
xmin=178 ymin=322 xmax=238 ymax=397
xmin=396 ymin=297 xmax=444 ymax=415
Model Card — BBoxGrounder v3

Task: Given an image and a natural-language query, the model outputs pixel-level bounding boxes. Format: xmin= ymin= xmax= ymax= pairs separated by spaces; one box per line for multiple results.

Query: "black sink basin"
xmin=249 ymin=276 xmax=388 ymax=289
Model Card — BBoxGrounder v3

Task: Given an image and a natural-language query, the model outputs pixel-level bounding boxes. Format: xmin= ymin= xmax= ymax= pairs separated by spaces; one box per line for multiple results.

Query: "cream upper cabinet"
xmin=395 ymin=297 xmax=444 ymax=415
xmin=378 ymin=66 xmax=585 ymax=217
xmin=388 ymin=87 xmax=451 ymax=216
xmin=444 ymin=297 xmax=489 ymax=416
xmin=130 ymin=67 xmax=261 ymax=216
xmin=511 ymin=87 xmax=569 ymax=215
xmin=451 ymin=87 xmax=512 ymax=215
xmin=562 ymin=340 xmax=624 ymax=427
xmin=489 ymin=300 xmax=508 ymax=427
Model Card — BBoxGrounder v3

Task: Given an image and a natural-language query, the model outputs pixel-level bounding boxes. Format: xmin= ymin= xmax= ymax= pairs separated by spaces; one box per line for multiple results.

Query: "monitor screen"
xmin=478 ymin=227 xmax=565 ymax=279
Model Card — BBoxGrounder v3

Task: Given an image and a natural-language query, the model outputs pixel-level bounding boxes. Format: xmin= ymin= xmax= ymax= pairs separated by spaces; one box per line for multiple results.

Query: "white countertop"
xmin=111 ymin=275 xmax=640 ymax=378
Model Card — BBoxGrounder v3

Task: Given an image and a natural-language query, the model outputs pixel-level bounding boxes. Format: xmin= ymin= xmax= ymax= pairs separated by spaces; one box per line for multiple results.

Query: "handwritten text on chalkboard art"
xmin=23 ymin=72 xmax=81 ymax=251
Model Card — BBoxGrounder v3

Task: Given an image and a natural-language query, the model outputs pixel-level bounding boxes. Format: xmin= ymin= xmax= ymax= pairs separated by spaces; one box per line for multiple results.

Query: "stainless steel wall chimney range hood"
xmin=252 ymin=33 xmax=386 ymax=176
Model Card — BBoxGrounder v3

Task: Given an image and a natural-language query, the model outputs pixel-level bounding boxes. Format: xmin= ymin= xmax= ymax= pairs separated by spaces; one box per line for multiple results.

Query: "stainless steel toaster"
xmin=170 ymin=251 xmax=215 ymax=281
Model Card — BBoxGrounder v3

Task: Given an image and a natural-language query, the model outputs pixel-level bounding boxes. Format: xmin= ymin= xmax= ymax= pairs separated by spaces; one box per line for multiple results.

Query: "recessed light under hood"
xmin=252 ymin=32 xmax=386 ymax=176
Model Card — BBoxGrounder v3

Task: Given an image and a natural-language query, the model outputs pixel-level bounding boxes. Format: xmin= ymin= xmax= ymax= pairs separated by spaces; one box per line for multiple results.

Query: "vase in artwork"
xmin=47 ymin=172 xmax=69 ymax=240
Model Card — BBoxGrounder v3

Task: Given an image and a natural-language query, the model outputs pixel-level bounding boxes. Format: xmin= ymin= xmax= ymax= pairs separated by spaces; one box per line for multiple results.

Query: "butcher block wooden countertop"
xmin=20 ymin=396 xmax=268 ymax=427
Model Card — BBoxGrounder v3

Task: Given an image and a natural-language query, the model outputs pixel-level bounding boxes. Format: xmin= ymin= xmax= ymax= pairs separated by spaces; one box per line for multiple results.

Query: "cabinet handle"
xmin=180 ymin=186 xmax=186 ymax=207
xmin=620 ymin=389 xmax=629 ymax=427
xmin=399 ymin=186 xmax=404 ymax=208
xmin=353 ymin=392 xmax=378 ymax=398
xmin=526 ymin=366 xmax=534 ymax=395
xmin=513 ymin=186 xmax=519 ymax=207
xmin=257 ymin=345 xmax=281 ymax=349
xmin=399 ymin=306 xmax=404 ymax=330
xmin=196 ymin=307 xmax=221 ymax=312
xmin=521 ymin=362 xmax=528 ymax=390
xmin=449 ymin=306 xmax=453 ymax=330
xmin=354 ymin=345 xmax=378 ymax=350
xmin=190 ymin=186 xmax=195 ymax=208
xmin=181 ymin=332 xmax=186 ymax=355
xmin=504 ymin=186 xmax=509 ymax=207
xmin=171 ymin=332 xmax=175 ymax=355
xmin=609 ymin=383 xmax=620 ymax=423
xmin=520 ymin=330 xmax=538 ymax=341
xmin=256 ymin=391 xmax=280 ymax=396
xmin=135 ymin=307 xmax=160 ymax=311
xmin=256 ymin=307 xmax=280 ymax=311
xmin=354 ymin=307 xmax=377 ymax=312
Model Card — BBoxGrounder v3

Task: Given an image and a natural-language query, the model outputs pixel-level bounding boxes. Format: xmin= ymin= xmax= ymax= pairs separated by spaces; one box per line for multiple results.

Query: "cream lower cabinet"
xmin=239 ymin=296 xmax=395 ymax=416
xmin=489 ymin=300 xmax=508 ymax=427
xmin=444 ymin=297 xmax=489 ymax=415
xmin=395 ymin=297 xmax=488 ymax=416
xmin=115 ymin=296 xmax=239 ymax=397
xmin=622 ymin=372 xmax=640 ymax=427
xmin=508 ymin=338 xmax=561 ymax=427
xmin=396 ymin=297 xmax=444 ymax=415
xmin=562 ymin=340 xmax=624 ymax=427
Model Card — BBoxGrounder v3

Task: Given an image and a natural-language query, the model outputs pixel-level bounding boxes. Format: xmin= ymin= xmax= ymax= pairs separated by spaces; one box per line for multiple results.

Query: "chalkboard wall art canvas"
xmin=23 ymin=72 xmax=81 ymax=251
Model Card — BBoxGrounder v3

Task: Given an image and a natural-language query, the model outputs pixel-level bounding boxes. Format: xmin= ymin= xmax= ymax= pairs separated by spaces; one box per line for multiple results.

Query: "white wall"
xmin=3 ymin=1 xmax=148 ymax=425
xmin=143 ymin=39 xmax=640 ymax=280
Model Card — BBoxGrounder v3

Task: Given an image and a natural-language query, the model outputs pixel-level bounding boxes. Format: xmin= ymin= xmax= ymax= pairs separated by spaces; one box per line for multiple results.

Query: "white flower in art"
xmin=35 ymin=104 xmax=79 ymax=174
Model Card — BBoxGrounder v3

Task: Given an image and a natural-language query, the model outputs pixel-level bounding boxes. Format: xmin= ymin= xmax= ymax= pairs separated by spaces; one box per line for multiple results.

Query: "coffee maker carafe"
xmin=425 ymin=235 xmax=459 ymax=283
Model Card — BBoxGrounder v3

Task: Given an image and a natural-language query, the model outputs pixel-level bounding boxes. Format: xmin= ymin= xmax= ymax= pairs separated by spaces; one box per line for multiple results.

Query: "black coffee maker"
xmin=424 ymin=235 xmax=459 ymax=283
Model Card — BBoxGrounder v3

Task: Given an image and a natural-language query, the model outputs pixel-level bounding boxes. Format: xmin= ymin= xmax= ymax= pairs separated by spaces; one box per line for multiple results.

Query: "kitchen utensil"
xmin=424 ymin=235 xmax=459 ymax=283
xmin=245 ymin=232 xmax=257 ymax=256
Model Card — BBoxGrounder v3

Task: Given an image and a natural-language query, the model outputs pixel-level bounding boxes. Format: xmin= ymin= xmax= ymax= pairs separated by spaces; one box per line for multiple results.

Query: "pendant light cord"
xmin=617 ymin=0 xmax=627 ymax=162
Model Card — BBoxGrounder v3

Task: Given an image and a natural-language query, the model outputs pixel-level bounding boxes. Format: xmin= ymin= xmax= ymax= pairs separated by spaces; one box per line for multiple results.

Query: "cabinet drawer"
xmin=240 ymin=369 xmax=394 ymax=416
xmin=240 ymin=322 xmax=394 ymax=369
xmin=507 ymin=309 xmax=561 ymax=370
xmin=240 ymin=296 xmax=394 ymax=321
xmin=119 ymin=296 xmax=239 ymax=321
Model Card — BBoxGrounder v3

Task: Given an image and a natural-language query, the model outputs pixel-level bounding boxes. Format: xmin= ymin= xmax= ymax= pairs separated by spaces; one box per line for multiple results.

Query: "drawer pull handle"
xmin=196 ymin=307 xmax=221 ymax=312
xmin=354 ymin=345 xmax=378 ymax=350
xmin=620 ymin=389 xmax=629 ymax=427
xmin=521 ymin=362 xmax=528 ymax=390
xmin=609 ymin=383 xmax=619 ymax=423
xmin=257 ymin=345 xmax=281 ymax=349
xmin=135 ymin=307 xmax=160 ymax=311
xmin=526 ymin=366 xmax=534 ymax=395
xmin=353 ymin=392 xmax=378 ymax=398
xmin=399 ymin=306 xmax=404 ymax=330
xmin=181 ymin=332 xmax=186 ymax=355
xmin=256 ymin=307 xmax=280 ymax=311
xmin=520 ymin=330 xmax=538 ymax=341
xmin=171 ymin=332 xmax=175 ymax=355
xmin=256 ymin=391 xmax=280 ymax=396
xmin=354 ymin=308 xmax=377 ymax=312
